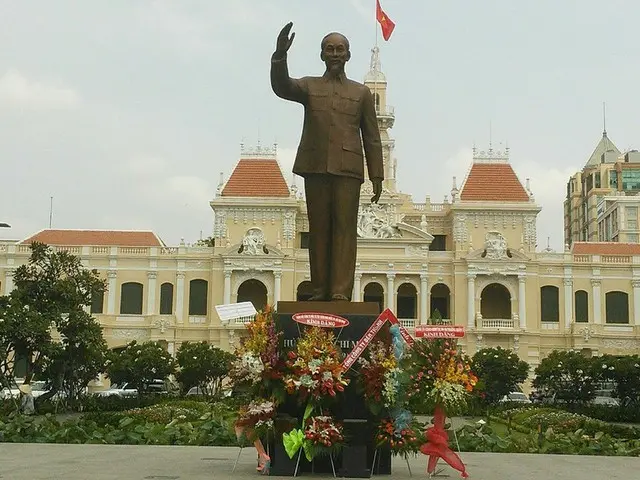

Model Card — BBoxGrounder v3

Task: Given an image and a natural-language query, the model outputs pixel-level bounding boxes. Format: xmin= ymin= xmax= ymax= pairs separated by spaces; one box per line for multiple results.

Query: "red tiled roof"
xmin=20 ymin=229 xmax=164 ymax=247
xmin=459 ymin=163 xmax=530 ymax=202
xmin=572 ymin=242 xmax=640 ymax=255
xmin=221 ymin=158 xmax=290 ymax=197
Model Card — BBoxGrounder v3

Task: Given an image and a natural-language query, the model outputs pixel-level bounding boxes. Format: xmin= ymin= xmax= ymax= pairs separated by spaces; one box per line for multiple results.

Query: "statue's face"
xmin=321 ymin=33 xmax=350 ymax=73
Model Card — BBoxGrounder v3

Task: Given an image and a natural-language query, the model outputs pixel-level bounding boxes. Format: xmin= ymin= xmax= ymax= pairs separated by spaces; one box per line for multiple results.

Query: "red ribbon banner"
xmin=341 ymin=308 xmax=414 ymax=370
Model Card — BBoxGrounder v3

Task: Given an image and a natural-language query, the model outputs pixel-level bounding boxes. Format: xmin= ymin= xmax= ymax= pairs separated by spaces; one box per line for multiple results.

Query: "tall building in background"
xmin=564 ymin=129 xmax=640 ymax=245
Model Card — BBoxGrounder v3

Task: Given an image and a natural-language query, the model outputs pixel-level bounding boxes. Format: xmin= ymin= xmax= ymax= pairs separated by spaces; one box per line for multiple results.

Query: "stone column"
xmin=386 ymin=273 xmax=395 ymax=311
xmin=353 ymin=272 xmax=362 ymax=302
xmin=274 ymin=271 xmax=282 ymax=303
xmin=3 ymin=268 xmax=14 ymax=295
xmin=107 ymin=269 xmax=117 ymax=314
xmin=467 ymin=274 xmax=476 ymax=328
xmin=146 ymin=271 xmax=157 ymax=315
xmin=175 ymin=271 xmax=185 ymax=323
xmin=591 ymin=279 xmax=602 ymax=324
xmin=420 ymin=274 xmax=429 ymax=325
xmin=518 ymin=275 xmax=527 ymax=329
xmin=633 ymin=280 xmax=640 ymax=326
xmin=563 ymin=278 xmax=573 ymax=330
xmin=223 ymin=270 xmax=232 ymax=305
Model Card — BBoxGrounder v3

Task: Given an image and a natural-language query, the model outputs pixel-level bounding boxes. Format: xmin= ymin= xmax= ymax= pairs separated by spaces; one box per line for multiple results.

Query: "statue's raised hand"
xmin=275 ymin=22 xmax=295 ymax=56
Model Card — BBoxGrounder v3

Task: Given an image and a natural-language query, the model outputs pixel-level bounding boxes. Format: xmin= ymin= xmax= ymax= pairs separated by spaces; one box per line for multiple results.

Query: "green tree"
xmin=105 ymin=341 xmax=176 ymax=395
xmin=40 ymin=310 xmax=108 ymax=407
xmin=533 ymin=350 xmax=599 ymax=405
xmin=427 ymin=309 xmax=444 ymax=325
xmin=194 ymin=236 xmax=215 ymax=247
xmin=471 ymin=346 xmax=529 ymax=405
xmin=596 ymin=354 xmax=640 ymax=407
xmin=0 ymin=242 xmax=106 ymax=395
xmin=176 ymin=341 xmax=234 ymax=396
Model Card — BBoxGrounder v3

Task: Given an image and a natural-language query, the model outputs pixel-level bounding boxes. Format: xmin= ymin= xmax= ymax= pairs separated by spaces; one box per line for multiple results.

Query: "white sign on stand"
xmin=215 ymin=302 xmax=257 ymax=325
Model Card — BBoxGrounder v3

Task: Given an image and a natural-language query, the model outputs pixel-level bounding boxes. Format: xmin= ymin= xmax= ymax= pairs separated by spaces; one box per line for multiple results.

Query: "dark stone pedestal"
xmin=272 ymin=301 xmax=392 ymax=477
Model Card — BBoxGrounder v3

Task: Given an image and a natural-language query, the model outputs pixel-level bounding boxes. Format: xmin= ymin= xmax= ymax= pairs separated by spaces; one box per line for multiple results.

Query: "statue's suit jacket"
xmin=270 ymin=54 xmax=384 ymax=183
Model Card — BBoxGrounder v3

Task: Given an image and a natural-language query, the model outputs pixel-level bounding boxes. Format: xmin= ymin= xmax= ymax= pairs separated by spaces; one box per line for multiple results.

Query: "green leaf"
xmin=303 ymin=403 xmax=314 ymax=421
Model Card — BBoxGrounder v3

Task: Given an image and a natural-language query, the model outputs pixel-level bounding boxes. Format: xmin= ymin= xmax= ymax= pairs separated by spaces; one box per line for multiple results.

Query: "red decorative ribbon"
xmin=419 ymin=405 xmax=468 ymax=478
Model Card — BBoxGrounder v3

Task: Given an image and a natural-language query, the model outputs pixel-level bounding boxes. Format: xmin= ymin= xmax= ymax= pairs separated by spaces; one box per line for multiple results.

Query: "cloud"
xmin=0 ymin=69 xmax=81 ymax=109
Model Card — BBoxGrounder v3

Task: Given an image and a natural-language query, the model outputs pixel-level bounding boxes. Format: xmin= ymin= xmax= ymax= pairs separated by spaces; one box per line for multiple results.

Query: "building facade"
xmin=1 ymin=48 xmax=639 ymax=378
xmin=564 ymin=131 xmax=640 ymax=245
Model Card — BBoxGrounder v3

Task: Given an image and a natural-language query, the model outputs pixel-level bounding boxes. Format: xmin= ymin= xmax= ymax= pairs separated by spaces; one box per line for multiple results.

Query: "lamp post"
xmin=0 ymin=223 xmax=10 ymax=228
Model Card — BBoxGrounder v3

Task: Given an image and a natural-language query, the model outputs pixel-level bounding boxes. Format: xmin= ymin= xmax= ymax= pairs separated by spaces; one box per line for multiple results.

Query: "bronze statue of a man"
xmin=271 ymin=22 xmax=384 ymax=302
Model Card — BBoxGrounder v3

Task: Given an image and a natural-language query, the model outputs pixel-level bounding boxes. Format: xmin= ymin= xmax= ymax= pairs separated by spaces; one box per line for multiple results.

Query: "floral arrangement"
xmin=282 ymin=407 xmax=345 ymax=462
xmin=357 ymin=340 xmax=399 ymax=414
xmin=283 ymin=326 xmax=349 ymax=404
xmin=303 ymin=415 xmax=344 ymax=456
xmin=235 ymin=399 xmax=276 ymax=441
xmin=401 ymin=338 xmax=477 ymax=414
xmin=229 ymin=305 xmax=285 ymax=400
xmin=376 ymin=417 xmax=423 ymax=457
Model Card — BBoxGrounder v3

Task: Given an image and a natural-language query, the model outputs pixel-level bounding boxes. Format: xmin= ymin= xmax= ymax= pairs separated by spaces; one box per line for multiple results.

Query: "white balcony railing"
xmin=481 ymin=318 xmax=515 ymax=329
xmin=399 ymin=318 xmax=416 ymax=329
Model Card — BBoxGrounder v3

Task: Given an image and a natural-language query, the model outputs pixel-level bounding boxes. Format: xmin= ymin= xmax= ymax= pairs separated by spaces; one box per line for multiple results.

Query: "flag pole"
xmin=373 ymin=0 xmax=378 ymax=114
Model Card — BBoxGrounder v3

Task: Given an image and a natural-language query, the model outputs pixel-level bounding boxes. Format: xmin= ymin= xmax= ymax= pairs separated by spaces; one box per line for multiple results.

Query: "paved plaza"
xmin=0 ymin=443 xmax=638 ymax=479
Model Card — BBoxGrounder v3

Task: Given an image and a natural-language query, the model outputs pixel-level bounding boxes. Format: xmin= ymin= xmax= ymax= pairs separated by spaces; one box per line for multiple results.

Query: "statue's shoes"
xmin=308 ymin=293 xmax=328 ymax=301
xmin=331 ymin=294 xmax=349 ymax=301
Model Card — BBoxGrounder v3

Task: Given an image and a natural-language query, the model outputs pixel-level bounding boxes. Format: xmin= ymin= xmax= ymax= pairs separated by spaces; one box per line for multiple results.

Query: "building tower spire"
xmin=363 ymin=46 xmax=396 ymax=192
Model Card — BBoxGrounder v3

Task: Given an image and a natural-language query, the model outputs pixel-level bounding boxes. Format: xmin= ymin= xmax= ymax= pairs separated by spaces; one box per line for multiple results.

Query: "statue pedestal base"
xmin=269 ymin=301 xmax=392 ymax=477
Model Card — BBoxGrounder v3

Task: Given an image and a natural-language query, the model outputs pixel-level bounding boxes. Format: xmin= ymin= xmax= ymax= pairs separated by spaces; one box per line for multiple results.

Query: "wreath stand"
xmin=231 ymin=427 xmax=273 ymax=474
xmin=371 ymin=449 xmax=412 ymax=477
xmin=293 ymin=450 xmax=337 ymax=478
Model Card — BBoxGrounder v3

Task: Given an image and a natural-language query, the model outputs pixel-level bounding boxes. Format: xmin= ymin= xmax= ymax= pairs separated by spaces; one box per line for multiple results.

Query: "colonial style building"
xmin=1 ymin=48 xmax=639 ymax=378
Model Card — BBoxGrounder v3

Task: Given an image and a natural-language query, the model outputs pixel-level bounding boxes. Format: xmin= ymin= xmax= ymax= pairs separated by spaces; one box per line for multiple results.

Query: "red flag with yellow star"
xmin=376 ymin=0 xmax=395 ymax=41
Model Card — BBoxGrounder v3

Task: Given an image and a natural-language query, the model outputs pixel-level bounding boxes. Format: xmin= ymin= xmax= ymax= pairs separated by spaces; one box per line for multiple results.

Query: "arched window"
xmin=480 ymin=283 xmax=511 ymax=319
xmin=296 ymin=281 xmax=314 ymax=301
xmin=605 ymin=291 xmax=629 ymax=324
xmin=540 ymin=285 xmax=559 ymax=322
xmin=363 ymin=282 xmax=384 ymax=314
xmin=397 ymin=283 xmax=417 ymax=318
xmin=430 ymin=283 xmax=450 ymax=320
xmin=188 ymin=279 xmax=208 ymax=316
xmin=91 ymin=291 xmax=104 ymax=314
xmin=574 ymin=290 xmax=588 ymax=323
xmin=238 ymin=279 xmax=268 ymax=311
xmin=160 ymin=282 xmax=174 ymax=315
xmin=120 ymin=282 xmax=143 ymax=315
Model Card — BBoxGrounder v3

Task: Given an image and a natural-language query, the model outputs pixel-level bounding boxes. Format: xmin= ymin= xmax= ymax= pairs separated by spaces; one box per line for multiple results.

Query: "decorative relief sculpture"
xmin=152 ymin=317 xmax=171 ymax=334
xmin=602 ymin=339 xmax=637 ymax=350
xmin=282 ymin=211 xmax=295 ymax=241
xmin=213 ymin=211 xmax=227 ymax=239
xmin=523 ymin=215 xmax=536 ymax=247
xmin=483 ymin=231 xmax=508 ymax=260
xmin=357 ymin=204 xmax=402 ymax=239
xmin=112 ymin=329 xmax=148 ymax=340
xmin=453 ymin=215 xmax=468 ymax=243
xmin=238 ymin=228 xmax=268 ymax=255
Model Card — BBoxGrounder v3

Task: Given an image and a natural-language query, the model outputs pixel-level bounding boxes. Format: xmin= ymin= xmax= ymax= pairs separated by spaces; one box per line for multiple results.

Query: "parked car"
xmin=94 ymin=379 xmax=169 ymax=397
xmin=499 ymin=392 xmax=532 ymax=404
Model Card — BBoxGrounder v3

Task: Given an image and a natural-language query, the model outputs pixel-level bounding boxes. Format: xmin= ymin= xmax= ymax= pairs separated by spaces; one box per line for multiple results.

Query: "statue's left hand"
xmin=371 ymin=179 xmax=382 ymax=203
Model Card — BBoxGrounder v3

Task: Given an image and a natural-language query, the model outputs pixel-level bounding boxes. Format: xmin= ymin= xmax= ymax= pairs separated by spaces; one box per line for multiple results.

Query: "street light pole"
xmin=0 ymin=223 xmax=10 ymax=228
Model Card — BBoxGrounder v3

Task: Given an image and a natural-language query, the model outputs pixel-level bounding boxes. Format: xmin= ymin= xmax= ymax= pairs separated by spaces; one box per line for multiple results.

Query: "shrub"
xmin=472 ymin=347 xmax=529 ymax=405
xmin=533 ymin=350 xmax=599 ymax=405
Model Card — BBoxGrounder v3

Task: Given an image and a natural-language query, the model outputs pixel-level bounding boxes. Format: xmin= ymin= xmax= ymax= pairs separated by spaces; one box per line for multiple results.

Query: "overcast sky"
xmin=1 ymin=0 xmax=638 ymax=250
